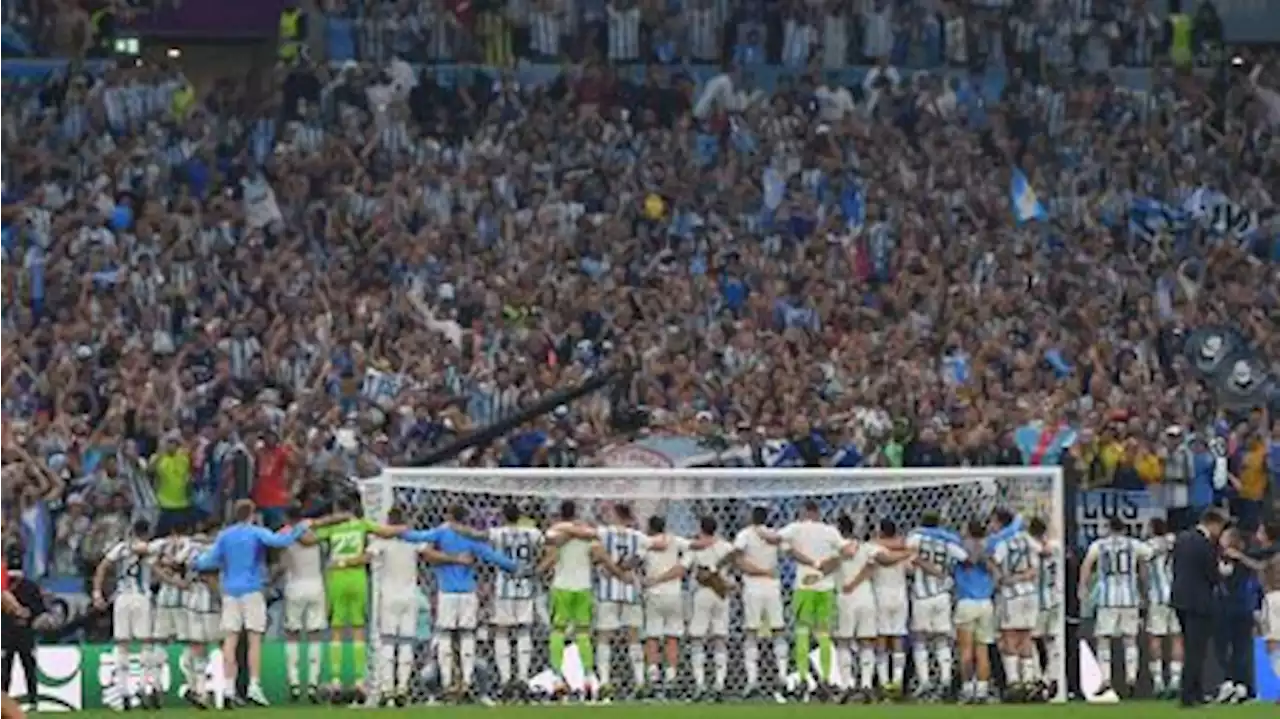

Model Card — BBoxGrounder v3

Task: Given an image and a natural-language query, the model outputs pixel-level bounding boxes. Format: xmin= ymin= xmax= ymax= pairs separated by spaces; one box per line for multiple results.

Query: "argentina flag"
xmin=1010 ymin=169 xmax=1048 ymax=224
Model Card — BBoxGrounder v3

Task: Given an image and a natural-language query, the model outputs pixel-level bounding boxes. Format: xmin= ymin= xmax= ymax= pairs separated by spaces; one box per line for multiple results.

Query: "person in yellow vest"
xmin=1234 ymin=434 xmax=1269 ymax=531
xmin=1168 ymin=11 xmax=1193 ymax=70
xmin=477 ymin=6 xmax=514 ymax=67
xmin=278 ymin=5 xmax=306 ymax=64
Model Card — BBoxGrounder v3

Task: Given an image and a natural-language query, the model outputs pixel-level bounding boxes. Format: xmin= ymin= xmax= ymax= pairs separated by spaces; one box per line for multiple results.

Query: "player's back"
xmin=870 ymin=540 xmax=908 ymax=600
xmin=489 ymin=525 xmax=543 ymax=600
xmin=550 ymin=528 xmax=594 ymax=591
xmin=1090 ymin=535 xmax=1144 ymax=607
xmin=733 ymin=526 xmax=780 ymax=585
xmin=907 ymin=531 xmax=964 ymax=599
xmin=993 ymin=531 xmax=1042 ymax=598
xmin=282 ymin=539 xmax=325 ymax=597
xmin=643 ymin=534 xmax=686 ymax=594
xmin=596 ymin=525 xmax=646 ymax=602
xmin=370 ymin=537 xmax=420 ymax=596
xmin=1142 ymin=533 xmax=1175 ymax=606
xmin=837 ymin=539 xmax=878 ymax=604
xmin=107 ymin=540 xmax=151 ymax=596
xmin=1037 ymin=539 xmax=1063 ymax=609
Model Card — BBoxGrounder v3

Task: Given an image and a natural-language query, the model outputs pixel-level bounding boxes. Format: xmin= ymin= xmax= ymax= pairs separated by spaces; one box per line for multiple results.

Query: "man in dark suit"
xmin=1170 ymin=508 xmax=1229 ymax=707
xmin=1 ymin=555 xmax=50 ymax=706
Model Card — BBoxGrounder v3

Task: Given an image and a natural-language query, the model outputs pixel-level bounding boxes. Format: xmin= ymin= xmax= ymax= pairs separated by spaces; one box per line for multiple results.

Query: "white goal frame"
xmin=360 ymin=466 xmax=1066 ymax=703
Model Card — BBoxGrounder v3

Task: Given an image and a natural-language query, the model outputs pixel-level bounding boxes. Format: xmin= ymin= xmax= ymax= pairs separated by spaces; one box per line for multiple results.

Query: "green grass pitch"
xmin=61 ymin=704 xmax=1280 ymax=719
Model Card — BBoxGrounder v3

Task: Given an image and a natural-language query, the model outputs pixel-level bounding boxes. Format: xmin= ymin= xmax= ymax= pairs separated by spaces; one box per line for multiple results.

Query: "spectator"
xmin=151 ymin=430 xmax=193 ymax=536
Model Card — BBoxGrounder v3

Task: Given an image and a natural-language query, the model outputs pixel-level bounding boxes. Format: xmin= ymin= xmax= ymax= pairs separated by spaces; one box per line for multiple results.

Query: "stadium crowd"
xmin=2 ymin=0 xmax=1279 ymax=592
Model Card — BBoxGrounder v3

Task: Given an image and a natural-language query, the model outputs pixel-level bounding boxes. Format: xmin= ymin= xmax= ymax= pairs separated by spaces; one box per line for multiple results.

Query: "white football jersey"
xmin=837 ymin=539 xmax=880 ymax=605
xmin=992 ymin=531 xmax=1044 ymax=599
xmin=906 ymin=531 xmax=968 ymax=599
xmin=733 ymin=525 xmax=781 ymax=589
xmin=369 ymin=537 xmax=421 ymax=600
xmin=489 ymin=525 xmax=543 ymax=601
xmin=105 ymin=540 xmax=154 ymax=597
xmin=548 ymin=524 xmax=594 ymax=592
xmin=1144 ymin=533 xmax=1175 ymax=606
xmin=778 ymin=520 xmax=844 ymax=592
xmin=683 ymin=538 xmax=735 ymax=596
xmin=282 ymin=538 xmax=326 ymax=598
xmin=595 ymin=526 xmax=650 ymax=603
xmin=870 ymin=540 xmax=910 ymax=605
xmin=643 ymin=534 xmax=689 ymax=597
xmin=1037 ymin=539 xmax=1064 ymax=610
xmin=153 ymin=537 xmax=189 ymax=609
xmin=1086 ymin=534 xmax=1153 ymax=608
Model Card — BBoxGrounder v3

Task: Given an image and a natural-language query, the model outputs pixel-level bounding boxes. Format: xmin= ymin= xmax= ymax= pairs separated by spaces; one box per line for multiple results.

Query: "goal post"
xmin=360 ymin=467 xmax=1066 ymax=703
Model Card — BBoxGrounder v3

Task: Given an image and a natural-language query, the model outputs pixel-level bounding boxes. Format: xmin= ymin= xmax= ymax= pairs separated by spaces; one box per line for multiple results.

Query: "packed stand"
xmin=3 ymin=0 xmax=1279 ymax=590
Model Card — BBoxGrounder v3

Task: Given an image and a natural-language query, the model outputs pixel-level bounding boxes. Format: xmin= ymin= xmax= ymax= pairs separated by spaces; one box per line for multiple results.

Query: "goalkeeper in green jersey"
xmin=538 ymin=500 xmax=632 ymax=689
xmin=311 ymin=498 xmax=406 ymax=703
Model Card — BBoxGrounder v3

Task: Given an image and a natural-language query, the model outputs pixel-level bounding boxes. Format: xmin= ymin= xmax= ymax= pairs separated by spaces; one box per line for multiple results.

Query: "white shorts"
xmin=379 ymin=595 xmax=418 ymax=638
xmin=1034 ymin=604 xmax=1064 ymax=638
xmin=221 ymin=592 xmax=268 ymax=634
xmin=596 ymin=600 xmax=643 ymax=632
xmin=436 ymin=592 xmax=478 ymax=631
xmin=644 ymin=592 xmax=684 ymax=638
xmin=876 ymin=597 xmax=909 ymax=637
xmin=492 ymin=598 xmax=536 ymax=627
xmin=835 ymin=596 xmax=878 ymax=640
xmin=284 ymin=594 xmax=328 ymax=633
xmin=688 ymin=591 xmax=729 ymax=638
xmin=911 ymin=594 xmax=954 ymax=635
xmin=1094 ymin=607 xmax=1140 ymax=638
xmin=1263 ymin=591 xmax=1280 ymax=641
xmin=113 ymin=594 xmax=153 ymax=642
xmin=187 ymin=614 xmax=222 ymax=643
xmin=1146 ymin=604 xmax=1181 ymax=637
xmin=954 ymin=599 xmax=996 ymax=645
xmin=153 ymin=606 xmax=187 ymax=641
xmin=741 ymin=584 xmax=785 ymax=631
xmin=998 ymin=594 xmax=1038 ymax=632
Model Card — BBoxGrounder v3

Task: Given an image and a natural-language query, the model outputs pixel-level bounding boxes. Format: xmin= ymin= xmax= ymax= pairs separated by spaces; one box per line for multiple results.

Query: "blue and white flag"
xmin=1010 ymin=169 xmax=1048 ymax=224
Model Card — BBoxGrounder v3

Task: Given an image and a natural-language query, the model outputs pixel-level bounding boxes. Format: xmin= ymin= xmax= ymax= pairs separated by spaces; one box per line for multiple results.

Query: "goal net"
xmin=359 ymin=467 xmax=1065 ymax=703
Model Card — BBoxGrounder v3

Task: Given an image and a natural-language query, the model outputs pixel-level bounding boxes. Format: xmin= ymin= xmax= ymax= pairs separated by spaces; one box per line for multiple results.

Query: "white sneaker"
xmin=246 ymin=683 xmax=270 ymax=706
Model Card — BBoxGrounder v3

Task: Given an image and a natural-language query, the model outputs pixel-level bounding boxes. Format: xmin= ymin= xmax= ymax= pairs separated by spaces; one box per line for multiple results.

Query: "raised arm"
xmin=195 ymin=532 xmax=228 ymax=573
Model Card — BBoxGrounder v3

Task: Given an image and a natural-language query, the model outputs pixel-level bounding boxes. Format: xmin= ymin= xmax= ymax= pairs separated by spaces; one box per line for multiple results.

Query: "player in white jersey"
xmin=487 ymin=504 xmax=544 ymax=697
xmin=732 ymin=506 xmax=789 ymax=698
xmin=990 ymin=509 xmax=1045 ymax=693
xmin=868 ymin=519 xmax=913 ymax=695
xmin=1028 ymin=517 xmax=1064 ymax=698
xmin=93 ymin=520 xmax=164 ymax=709
xmin=772 ymin=501 xmax=845 ymax=697
xmin=540 ymin=500 xmax=631 ymax=691
xmin=179 ymin=530 xmax=220 ymax=706
xmin=639 ymin=515 xmax=688 ymax=697
xmin=1079 ymin=516 xmax=1152 ymax=697
xmin=369 ymin=507 xmax=463 ymax=706
xmin=593 ymin=504 xmax=651 ymax=696
xmin=279 ymin=506 xmax=327 ymax=703
xmin=149 ymin=523 xmax=211 ymax=708
xmin=683 ymin=516 xmax=736 ymax=700
xmin=906 ymin=512 xmax=969 ymax=698
xmin=832 ymin=514 xmax=902 ymax=699
xmin=1142 ymin=518 xmax=1182 ymax=698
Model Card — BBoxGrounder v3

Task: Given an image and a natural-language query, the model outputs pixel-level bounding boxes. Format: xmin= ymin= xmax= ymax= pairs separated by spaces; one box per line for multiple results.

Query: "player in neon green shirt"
xmin=311 ymin=499 xmax=404 ymax=702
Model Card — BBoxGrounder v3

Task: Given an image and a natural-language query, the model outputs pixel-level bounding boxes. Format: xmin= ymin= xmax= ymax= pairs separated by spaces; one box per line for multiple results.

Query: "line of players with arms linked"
xmin=1080 ymin=515 xmax=1280 ymax=703
xmin=89 ymin=493 xmax=1082 ymax=709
